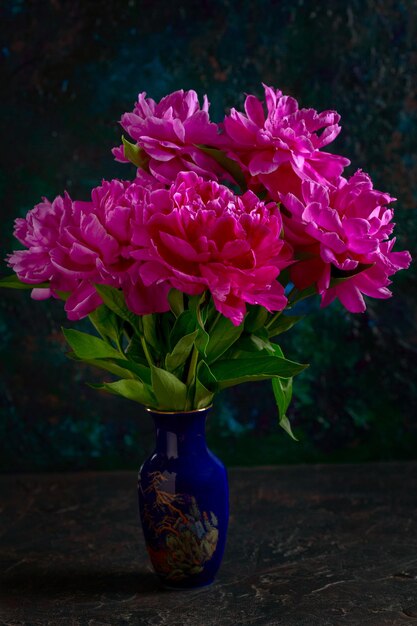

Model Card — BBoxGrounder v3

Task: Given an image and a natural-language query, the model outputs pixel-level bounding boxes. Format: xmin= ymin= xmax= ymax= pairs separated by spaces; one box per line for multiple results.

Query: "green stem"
xmin=208 ymin=311 xmax=221 ymax=334
xmin=288 ymin=285 xmax=316 ymax=307
xmin=185 ymin=345 xmax=199 ymax=410
xmin=137 ymin=318 xmax=154 ymax=368
xmin=286 ymin=285 xmax=298 ymax=304
xmin=186 ymin=346 xmax=199 ymax=387
xmin=266 ymin=309 xmax=283 ymax=330
xmin=140 ymin=335 xmax=154 ymax=368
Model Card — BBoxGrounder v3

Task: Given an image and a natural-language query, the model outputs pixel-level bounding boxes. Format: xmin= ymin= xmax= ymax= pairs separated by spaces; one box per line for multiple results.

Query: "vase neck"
xmin=150 ymin=409 xmax=211 ymax=459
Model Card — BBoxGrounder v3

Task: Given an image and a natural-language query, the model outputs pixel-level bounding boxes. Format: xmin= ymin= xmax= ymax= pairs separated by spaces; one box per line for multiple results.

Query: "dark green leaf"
xmin=196 ymin=145 xmax=247 ymax=190
xmin=195 ymin=327 xmax=209 ymax=358
xmin=95 ymin=285 xmax=140 ymax=332
xmin=267 ymin=315 xmax=303 ymax=338
xmin=330 ymin=263 xmax=374 ymax=285
xmin=206 ymin=315 xmax=243 ymax=363
xmin=170 ymin=311 xmax=196 ymax=348
xmin=89 ymin=305 xmax=122 ymax=348
xmin=168 ymin=288 xmax=184 ymax=318
xmin=288 ymin=285 xmax=317 ymax=306
xmin=125 ymin=336 xmax=148 ymax=366
xmin=102 ymin=379 xmax=156 ymax=405
xmin=151 ymin=366 xmax=188 ymax=410
xmin=55 ymin=291 xmax=70 ymax=301
xmin=244 ymin=305 xmax=269 ymax=332
xmin=63 ymin=328 xmax=123 ymax=361
xmin=194 ymin=379 xmax=214 ymax=409
xmin=122 ymin=136 xmax=149 ymax=169
xmin=142 ymin=314 xmax=159 ymax=352
xmin=278 ymin=415 xmax=298 ymax=441
xmin=223 ymin=330 xmax=275 ymax=359
xmin=112 ymin=359 xmax=152 ymax=385
xmin=67 ymin=353 xmax=136 ymax=379
xmin=272 ymin=376 xmax=293 ymax=420
xmin=197 ymin=361 xmax=218 ymax=391
xmin=165 ymin=330 xmax=198 ymax=372
xmin=211 ymin=355 xmax=308 ymax=389
xmin=0 ymin=275 xmax=49 ymax=289
xmin=194 ymin=362 xmax=216 ymax=410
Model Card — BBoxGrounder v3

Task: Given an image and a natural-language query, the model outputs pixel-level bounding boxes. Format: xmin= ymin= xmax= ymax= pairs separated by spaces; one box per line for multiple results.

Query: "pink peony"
xmin=8 ymin=176 xmax=170 ymax=320
xmin=223 ymin=84 xmax=350 ymax=197
xmin=50 ymin=178 xmax=170 ymax=319
xmin=282 ymin=171 xmax=412 ymax=312
xmin=113 ymin=90 xmax=223 ymax=184
xmin=130 ymin=171 xmax=292 ymax=325
xmin=7 ymin=194 xmax=77 ymax=301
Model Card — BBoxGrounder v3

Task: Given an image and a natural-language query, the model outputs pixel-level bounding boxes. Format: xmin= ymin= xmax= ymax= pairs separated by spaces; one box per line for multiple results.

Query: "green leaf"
xmin=195 ymin=326 xmax=209 ymax=358
xmin=55 ymin=291 xmax=70 ymax=301
xmin=211 ymin=355 xmax=308 ymax=389
xmin=288 ymin=285 xmax=317 ymax=306
xmin=88 ymin=305 xmax=122 ymax=348
xmin=170 ymin=310 xmax=196 ymax=348
xmin=196 ymin=145 xmax=247 ymax=190
xmin=206 ymin=315 xmax=243 ymax=363
xmin=112 ymin=359 xmax=152 ymax=385
xmin=0 ymin=275 xmax=49 ymax=289
xmin=125 ymin=336 xmax=148 ymax=366
xmin=94 ymin=285 xmax=140 ymax=332
xmin=272 ymin=376 xmax=293 ymax=420
xmin=168 ymin=288 xmax=184 ymax=318
xmin=67 ymin=352 xmax=136 ymax=380
xmin=194 ymin=361 xmax=217 ymax=410
xmin=102 ymin=379 xmax=156 ymax=405
xmin=197 ymin=361 xmax=218 ymax=391
xmin=122 ymin=136 xmax=149 ymax=169
xmin=267 ymin=315 xmax=303 ymax=338
xmin=68 ymin=351 xmax=151 ymax=384
xmin=223 ymin=330 xmax=275 ymax=359
xmin=63 ymin=328 xmax=123 ymax=361
xmin=165 ymin=330 xmax=198 ymax=372
xmin=278 ymin=415 xmax=298 ymax=441
xmin=151 ymin=366 xmax=188 ymax=411
xmin=142 ymin=314 xmax=159 ymax=352
xmin=194 ymin=380 xmax=214 ymax=409
xmin=244 ymin=305 xmax=269 ymax=332
xmin=330 ymin=263 xmax=374 ymax=286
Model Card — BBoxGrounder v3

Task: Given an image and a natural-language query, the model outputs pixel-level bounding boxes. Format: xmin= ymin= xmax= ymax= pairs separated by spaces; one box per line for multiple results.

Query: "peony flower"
xmin=281 ymin=170 xmax=412 ymax=312
xmin=222 ymin=84 xmax=350 ymax=198
xmin=8 ymin=175 xmax=170 ymax=321
xmin=50 ymin=178 xmax=170 ymax=319
xmin=7 ymin=194 xmax=77 ymax=301
xmin=113 ymin=89 xmax=224 ymax=184
xmin=130 ymin=171 xmax=292 ymax=325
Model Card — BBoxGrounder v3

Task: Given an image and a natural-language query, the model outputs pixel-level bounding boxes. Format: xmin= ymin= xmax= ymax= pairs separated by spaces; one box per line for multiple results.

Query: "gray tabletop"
xmin=1 ymin=463 xmax=417 ymax=625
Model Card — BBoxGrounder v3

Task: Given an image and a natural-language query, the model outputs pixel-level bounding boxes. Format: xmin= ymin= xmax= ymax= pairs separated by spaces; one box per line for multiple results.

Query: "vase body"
xmin=138 ymin=407 xmax=229 ymax=589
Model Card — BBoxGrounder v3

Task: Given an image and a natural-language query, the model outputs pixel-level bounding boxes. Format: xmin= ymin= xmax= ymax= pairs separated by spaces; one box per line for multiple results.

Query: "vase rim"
xmin=145 ymin=405 xmax=213 ymax=415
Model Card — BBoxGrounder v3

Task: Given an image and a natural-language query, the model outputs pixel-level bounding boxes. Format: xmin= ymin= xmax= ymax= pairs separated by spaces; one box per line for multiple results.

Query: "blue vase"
xmin=138 ymin=406 xmax=229 ymax=589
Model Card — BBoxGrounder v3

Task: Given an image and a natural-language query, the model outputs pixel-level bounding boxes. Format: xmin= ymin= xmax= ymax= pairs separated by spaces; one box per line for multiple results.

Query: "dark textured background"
xmin=0 ymin=0 xmax=416 ymax=471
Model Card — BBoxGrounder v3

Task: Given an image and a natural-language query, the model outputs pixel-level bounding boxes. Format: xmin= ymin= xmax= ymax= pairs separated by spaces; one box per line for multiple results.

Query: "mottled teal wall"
xmin=1 ymin=0 xmax=416 ymax=471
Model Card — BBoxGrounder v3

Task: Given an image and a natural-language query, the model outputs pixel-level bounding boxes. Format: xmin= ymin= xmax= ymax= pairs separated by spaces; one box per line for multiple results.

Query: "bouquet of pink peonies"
xmin=1 ymin=85 xmax=411 ymax=434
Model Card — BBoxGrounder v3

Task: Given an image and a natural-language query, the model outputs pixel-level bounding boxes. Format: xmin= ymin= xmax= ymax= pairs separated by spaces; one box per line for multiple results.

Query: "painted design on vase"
xmin=140 ymin=470 xmax=219 ymax=581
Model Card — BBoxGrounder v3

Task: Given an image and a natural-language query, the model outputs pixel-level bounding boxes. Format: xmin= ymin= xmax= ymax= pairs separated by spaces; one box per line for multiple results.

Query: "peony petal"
xmin=65 ymin=282 xmax=103 ymax=320
xmin=31 ymin=288 xmax=52 ymax=300
xmin=244 ymin=95 xmax=265 ymax=127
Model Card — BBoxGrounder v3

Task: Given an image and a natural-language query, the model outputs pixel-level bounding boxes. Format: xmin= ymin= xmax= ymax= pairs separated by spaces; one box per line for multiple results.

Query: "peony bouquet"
xmin=1 ymin=85 xmax=411 ymax=436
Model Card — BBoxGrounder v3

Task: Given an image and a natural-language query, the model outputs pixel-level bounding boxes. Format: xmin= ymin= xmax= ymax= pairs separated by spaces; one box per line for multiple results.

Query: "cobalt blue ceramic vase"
xmin=138 ymin=406 xmax=229 ymax=589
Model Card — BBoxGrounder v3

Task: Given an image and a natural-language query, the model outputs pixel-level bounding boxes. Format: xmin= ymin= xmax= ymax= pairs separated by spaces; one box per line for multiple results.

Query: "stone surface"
xmin=1 ymin=463 xmax=417 ymax=625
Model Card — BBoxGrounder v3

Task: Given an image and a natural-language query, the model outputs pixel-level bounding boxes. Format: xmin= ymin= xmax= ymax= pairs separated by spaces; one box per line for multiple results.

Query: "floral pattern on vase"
xmin=141 ymin=470 xmax=219 ymax=581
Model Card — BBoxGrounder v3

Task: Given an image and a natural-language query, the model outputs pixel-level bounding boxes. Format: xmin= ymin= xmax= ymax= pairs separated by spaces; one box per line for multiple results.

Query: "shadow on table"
xmin=0 ymin=563 xmax=166 ymax=599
